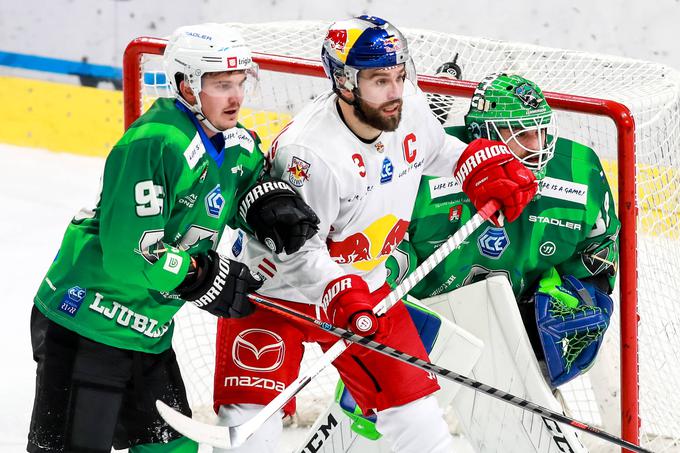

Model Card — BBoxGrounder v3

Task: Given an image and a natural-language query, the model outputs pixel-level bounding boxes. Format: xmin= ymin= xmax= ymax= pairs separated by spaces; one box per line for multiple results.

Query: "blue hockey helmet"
xmin=321 ymin=15 xmax=417 ymax=93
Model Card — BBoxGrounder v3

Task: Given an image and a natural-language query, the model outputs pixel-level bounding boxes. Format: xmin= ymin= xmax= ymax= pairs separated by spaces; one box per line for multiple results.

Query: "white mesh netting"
xmin=130 ymin=21 xmax=680 ymax=452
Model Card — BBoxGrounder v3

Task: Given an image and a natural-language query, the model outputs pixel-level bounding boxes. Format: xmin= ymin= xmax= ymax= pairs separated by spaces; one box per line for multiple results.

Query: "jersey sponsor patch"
xmin=375 ymin=141 xmax=385 ymax=153
xmin=449 ymin=204 xmax=463 ymax=221
xmin=528 ymin=215 xmax=582 ymax=231
xmin=163 ymin=252 xmax=183 ymax=274
xmin=231 ymin=230 xmax=245 ymax=257
xmin=232 ymin=328 xmax=286 ymax=372
xmin=224 ymin=127 xmax=255 ymax=153
xmin=205 ymin=184 xmax=225 ymax=218
xmin=58 ymin=286 xmax=87 ymax=317
xmin=539 ymin=177 xmax=588 ymax=205
xmin=183 ymin=134 xmax=205 ymax=169
xmin=429 ymin=177 xmax=462 ymax=199
xmin=477 ymin=226 xmax=510 ymax=259
xmin=380 ymin=157 xmax=394 ymax=184
xmin=327 ymin=215 xmax=409 ymax=271
xmin=287 ymin=156 xmax=311 ymax=187
xmin=89 ymin=292 xmax=172 ymax=338
xmin=539 ymin=241 xmax=557 ymax=257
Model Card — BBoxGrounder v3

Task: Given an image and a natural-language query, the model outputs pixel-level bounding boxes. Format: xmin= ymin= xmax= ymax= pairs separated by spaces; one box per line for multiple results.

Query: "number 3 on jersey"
xmin=135 ymin=180 xmax=164 ymax=216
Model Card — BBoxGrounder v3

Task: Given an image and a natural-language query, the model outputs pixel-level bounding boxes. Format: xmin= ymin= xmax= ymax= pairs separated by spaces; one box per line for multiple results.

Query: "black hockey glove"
xmin=239 ymin=179 xmax=320 ymax=254
xmin=176 ymin=250 xmax=262 ymax=318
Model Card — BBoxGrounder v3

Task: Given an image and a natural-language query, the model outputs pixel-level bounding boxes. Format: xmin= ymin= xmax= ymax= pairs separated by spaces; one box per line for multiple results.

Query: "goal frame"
xmin=121 ymin=36 xmax=639 ymax=450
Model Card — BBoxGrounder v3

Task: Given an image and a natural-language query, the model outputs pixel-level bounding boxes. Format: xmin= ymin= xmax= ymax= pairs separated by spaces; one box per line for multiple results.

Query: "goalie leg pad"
xmin=423 ymin=276 xmax=588 ymax=453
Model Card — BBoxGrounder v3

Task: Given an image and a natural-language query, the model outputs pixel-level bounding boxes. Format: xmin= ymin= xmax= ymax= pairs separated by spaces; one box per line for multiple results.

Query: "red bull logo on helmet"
xmin=383 ymin=35 xmax=402 ymax=52
xmin=326 ymin=29 xmax=348 ymax=53
xmin=324 ymin=25 xmax=363 ymax=62
xmin=327 ymin=214 xmax=409 ymax=271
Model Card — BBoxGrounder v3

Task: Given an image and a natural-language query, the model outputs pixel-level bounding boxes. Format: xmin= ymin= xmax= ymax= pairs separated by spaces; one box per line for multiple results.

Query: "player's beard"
xmin=353 ymin=96 xmax=403 ymax=132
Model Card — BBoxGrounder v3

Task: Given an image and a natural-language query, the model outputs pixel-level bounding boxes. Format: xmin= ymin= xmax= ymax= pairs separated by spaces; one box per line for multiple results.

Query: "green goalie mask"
xmin=465 ymin=73 xmax=557 ymax=175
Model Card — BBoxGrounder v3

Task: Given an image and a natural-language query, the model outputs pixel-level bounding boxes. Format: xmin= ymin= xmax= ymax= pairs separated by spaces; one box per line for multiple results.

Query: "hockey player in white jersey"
xmin=214 ymin=16 xmax=537 ymax=452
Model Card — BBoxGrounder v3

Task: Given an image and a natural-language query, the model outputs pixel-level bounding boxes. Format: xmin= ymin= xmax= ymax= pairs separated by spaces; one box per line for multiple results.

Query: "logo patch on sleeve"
xmin=287 ymin=156 xmax=311 ymax=187
xmin=163 ymin=253 xmax=183 ymax=274
xmin=59 ymin=286 xmax=87 ymax=317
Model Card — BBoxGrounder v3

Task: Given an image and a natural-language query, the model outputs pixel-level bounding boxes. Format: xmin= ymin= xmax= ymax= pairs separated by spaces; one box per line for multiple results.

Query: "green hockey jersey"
xmin=34 ymin=98 xmax=264 ymax=353
xmin=386 ymin=126 xmax=620 ymax=301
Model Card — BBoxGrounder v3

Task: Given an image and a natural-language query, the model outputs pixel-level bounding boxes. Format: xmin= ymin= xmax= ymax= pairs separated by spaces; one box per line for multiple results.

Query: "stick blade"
xmin=155 ymin=400 xmax=231 ymax=449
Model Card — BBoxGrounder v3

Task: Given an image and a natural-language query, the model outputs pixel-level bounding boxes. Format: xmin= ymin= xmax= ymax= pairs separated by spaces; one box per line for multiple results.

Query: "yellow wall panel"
xmin=1 ymin=76 xmax=123 ymax=156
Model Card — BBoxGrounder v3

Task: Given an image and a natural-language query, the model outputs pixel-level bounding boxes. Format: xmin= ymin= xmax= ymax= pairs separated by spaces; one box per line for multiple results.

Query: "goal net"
xmin=123 ymin=21 xmax=680 ymax=452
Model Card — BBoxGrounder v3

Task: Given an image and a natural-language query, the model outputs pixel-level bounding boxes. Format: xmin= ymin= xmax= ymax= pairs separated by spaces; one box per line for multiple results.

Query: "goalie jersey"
xmin=386 ymin=126 xmax=620 ymax=300
xmin=233 ymin=89 xmax=467 ymax=304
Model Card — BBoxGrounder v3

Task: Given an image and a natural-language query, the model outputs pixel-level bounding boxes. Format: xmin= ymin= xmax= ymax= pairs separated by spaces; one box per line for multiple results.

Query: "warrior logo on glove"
xmin=239 ymin=178 xmax=320 ymax=254
xmin=454 ymin=138 xmax=537 ymax=225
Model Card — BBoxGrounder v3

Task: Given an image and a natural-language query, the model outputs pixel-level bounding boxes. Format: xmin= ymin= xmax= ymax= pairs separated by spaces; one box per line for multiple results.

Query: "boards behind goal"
xmin=122 ymin=21 xmax=680 ymax=452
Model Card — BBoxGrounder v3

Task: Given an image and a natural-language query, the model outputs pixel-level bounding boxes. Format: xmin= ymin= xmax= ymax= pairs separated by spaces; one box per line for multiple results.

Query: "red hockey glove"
xmin=454 ymin=138 xmax=537 ymax=225
xmin=322 ymin=275 xmax=379 ymax=336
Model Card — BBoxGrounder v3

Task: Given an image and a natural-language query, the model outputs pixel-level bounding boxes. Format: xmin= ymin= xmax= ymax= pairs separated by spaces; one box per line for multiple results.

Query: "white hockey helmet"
xmin=162 ymin=23 xmax=258 ymax=132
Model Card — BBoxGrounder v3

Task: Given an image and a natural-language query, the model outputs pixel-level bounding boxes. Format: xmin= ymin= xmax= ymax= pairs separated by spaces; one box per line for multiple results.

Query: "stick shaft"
xmin=235 ymin=200 xmax=498 ymax=444
xmin=252 ymin=295 xmax=651 ymax=453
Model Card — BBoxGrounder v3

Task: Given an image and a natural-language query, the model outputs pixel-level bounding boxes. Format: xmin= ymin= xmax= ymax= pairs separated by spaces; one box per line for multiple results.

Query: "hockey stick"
xmin=156 ymin=199 xmax=499 ymax=450
xmin=248 ymin=296 xmax=652 ymax=453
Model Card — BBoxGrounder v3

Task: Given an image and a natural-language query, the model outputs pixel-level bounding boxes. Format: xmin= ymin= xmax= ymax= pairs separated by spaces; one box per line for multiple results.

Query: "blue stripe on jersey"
xmin=175 ymin=101 xmax=226 ymax=168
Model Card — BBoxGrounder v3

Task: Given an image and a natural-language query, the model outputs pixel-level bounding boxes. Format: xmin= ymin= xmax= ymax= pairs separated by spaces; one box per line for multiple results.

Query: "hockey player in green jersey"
xmin=321 ymin=73 xmax=619 ymax=453
xmin=27 ymin=23 xmax=318 ymax=453
xmin=389 ymin=72 xmax=619 ymax=383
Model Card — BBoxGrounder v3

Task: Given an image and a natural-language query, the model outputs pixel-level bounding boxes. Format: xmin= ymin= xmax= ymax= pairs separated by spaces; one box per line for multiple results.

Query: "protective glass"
xmin=338 ymin=60 xmax=418 ymax=105
xmin=193 ymin=64 xmax=260 ymax=100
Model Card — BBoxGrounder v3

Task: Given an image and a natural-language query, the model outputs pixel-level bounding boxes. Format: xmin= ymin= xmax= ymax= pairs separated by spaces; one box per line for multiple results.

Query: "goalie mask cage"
xmin=122 ymin=21 xmax=680 ymax=452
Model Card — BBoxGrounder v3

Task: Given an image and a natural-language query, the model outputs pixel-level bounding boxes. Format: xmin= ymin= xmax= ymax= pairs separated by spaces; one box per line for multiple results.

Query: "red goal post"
xmin=122 ymin=34 xmax=640 ymax=450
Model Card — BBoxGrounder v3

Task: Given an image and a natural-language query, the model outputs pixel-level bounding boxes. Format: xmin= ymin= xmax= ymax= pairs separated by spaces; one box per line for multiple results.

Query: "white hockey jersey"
xmin=225 ymin=87 xmax=467 ymax=306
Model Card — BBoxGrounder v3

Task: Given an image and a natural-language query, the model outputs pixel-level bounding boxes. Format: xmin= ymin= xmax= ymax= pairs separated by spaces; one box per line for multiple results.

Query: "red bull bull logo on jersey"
xmin=287 ymin=156 xmax=310 ymax=187
xmin=327 ymin=214 xmax=409 ymax=271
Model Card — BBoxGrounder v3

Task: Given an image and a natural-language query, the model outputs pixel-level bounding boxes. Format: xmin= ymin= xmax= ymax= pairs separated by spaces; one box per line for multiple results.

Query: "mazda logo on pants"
xmin=232 ymin=328 xmax=286 ymax=372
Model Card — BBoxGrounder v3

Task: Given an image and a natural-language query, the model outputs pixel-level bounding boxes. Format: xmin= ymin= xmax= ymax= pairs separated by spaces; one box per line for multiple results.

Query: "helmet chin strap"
xmin=176 ymin=90 xmax=225 ymax=134
xmin=194 ymin=110 xmax=224 ymax=134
